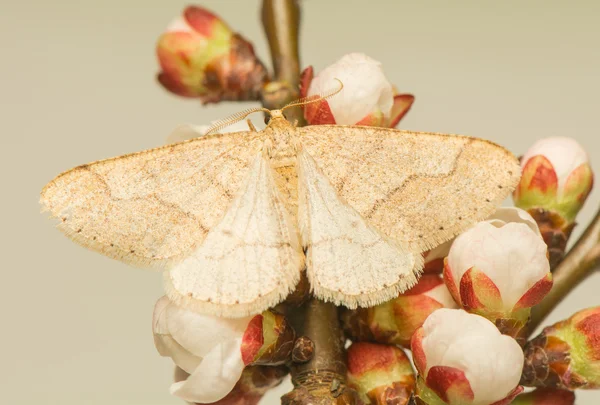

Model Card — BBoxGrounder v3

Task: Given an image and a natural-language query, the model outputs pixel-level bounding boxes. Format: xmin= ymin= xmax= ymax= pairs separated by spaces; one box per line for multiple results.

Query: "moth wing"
xmin=297 ymin=149 xmax=422 ymax=308
xmin=165 ymin=152 xmax=304 ymax=317
xmin=40 ymin=131 xmax=263 ymax=269
xmin=298 ymin=125 xmax=521 ymax=252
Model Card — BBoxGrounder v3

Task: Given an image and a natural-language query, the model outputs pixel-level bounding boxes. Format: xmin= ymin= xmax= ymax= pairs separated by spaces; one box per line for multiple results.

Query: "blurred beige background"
xmin=1 ymin=0 xmax=599 ymax=404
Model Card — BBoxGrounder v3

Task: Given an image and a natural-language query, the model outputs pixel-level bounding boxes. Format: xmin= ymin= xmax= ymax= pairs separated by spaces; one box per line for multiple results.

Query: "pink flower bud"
xmin=347 ymin=342 xmax=415 ymax=405
xmin=300 ymin=53 xmax=414 ymax=127
xmin=444 ymin=208 xmax=552 ymax=339
xmin=342 ymin=274 xmax=457 ymax=347
xmin=514 ymin=137 xmax=593 ymax=224
xmin=156 ymin=6 xmax=268 ymax=103
xmin=522 ymin=306 xmax=600 ymax=390
xmin=411 ymin=309 xmax=524 ymax=405
xmin=510 ymin=388 xmax=575 ymax=405
xmin=152 ymin=297 xmax=293 ymax=403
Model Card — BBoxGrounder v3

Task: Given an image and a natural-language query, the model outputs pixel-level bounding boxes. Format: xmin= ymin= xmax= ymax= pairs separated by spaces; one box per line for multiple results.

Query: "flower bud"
xmin=510 ymin=388 xmax=575 ymax=405
xmin=241 ymin=310 xmax=295 ymax=366
xmin=411 ymin=309 xmax=524 ymax=405
xmin=156 ymin=6 xmax=268 ymax=103
xmin=521 ymin=306 xmax=600 ymax=390
xmin=300 ymin=53 xmax=414 ymax=127
xmin=514 ymin=137 xmax=593 ymax=267
xmin=347 ymin=342 xmax=415 ymax=405
xmin=444 ymin=208 xmax=552 ymax=340
xmin=342 ymin=274 xmax=457 ymax=348
xmin=153 ymin=297 xmax=294 ymax=403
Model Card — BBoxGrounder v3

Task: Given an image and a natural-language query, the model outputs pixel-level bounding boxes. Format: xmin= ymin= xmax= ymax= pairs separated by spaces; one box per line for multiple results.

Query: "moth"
xmin=40 ymin=95 xmax=520 ymax=318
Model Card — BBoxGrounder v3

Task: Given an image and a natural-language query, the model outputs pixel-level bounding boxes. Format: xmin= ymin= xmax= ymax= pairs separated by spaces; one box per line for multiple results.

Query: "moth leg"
xmin=246 ymin=119 xmax=257 ymax=132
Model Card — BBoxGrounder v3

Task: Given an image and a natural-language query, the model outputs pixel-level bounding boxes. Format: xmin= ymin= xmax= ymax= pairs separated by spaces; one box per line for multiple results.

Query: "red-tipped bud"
xmin=300 ymin=53 xmax=414 ymax=127
xmin=153 ymin=297 xmax=293 ymax=403
xmin=411 ymin=309 xmax=524 ymax=405
xmin=156 ymin=6 xmax=268 ymax=103
xmin=522 ymin=306 xmax=600 ymax=390
xmin=347 ymin=342 xmax=415 ymax=405
xmin=444 ymin=208 xmax=551 ymax=340
xmin=514 ymin=137 xmax=593 ymax=266
xmin=241 ymin=310 xmax=295 ymax=366
xmin=342 ymin=275 xmax=457 ymax=348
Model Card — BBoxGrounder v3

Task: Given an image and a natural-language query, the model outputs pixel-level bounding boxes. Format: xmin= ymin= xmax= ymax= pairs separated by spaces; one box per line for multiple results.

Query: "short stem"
xmin=527 ymin=208 xmax=600 ymax=335
xmin=261 ymin=0 xmax=301 ymax=88
xmin=260 ymin=0 xmax=305 ymax=125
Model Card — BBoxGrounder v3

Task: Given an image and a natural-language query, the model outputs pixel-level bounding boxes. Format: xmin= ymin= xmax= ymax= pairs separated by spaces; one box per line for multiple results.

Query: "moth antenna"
xmin=205 ymin=107 xmax=271 ymax=135
xmin=282 ymin=78 xmax=344 ymax=111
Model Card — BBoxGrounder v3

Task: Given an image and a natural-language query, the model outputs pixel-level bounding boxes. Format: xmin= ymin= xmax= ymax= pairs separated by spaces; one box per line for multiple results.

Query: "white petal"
xmin=424 ymin=283 xmax=459 ymax=309
xmin=488 ymin=207 xmax=541 ymax=237
xmin=308 ymin=53 xmax=394 ymax=124
xmin=153 ymin=296 xmax=172 ymax=335
xmin=421 ymin=309 xmax=523 ymax=405
xmin=521 ymin=136 xmax=588 ymax=192
xmin=170 ymin=338 xmax=246 ymax=403
xmin=447 ymin=222 xmax=549 ymax=309
xmin=166 ymin=303 xmax=252 ymax=358
xmin=439 ymin=333 xmax=523 ymax=404
xmin=154 ymin=334 xmax=202 ymax=374
xmin=153 ymin=296 xmax=202 ymax=374
xmin=422 ymin=309 xmax=498 ymax=372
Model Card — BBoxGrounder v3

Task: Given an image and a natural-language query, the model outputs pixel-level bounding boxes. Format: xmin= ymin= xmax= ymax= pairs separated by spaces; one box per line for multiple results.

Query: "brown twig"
xmin=527 ymin=207 xmax=600 ymax=335
xmin=259 ymin=1 xmax=355 ymax=403
xmin=260 ymin=0 xmax=305 ymax=125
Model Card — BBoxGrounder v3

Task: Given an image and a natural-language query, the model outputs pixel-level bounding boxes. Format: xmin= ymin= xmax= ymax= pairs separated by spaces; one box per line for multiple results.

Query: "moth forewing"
xmin=297 ymin=125 xmax=521 ymax=253
xmin=40 ymin=131 xmax=265 ymax=270
xmin=164 ymin=151 xmax=304 ymax=318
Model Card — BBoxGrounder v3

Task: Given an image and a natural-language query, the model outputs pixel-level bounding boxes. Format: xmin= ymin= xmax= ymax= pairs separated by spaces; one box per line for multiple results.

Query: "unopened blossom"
xmin=175 ymin=365 xmax=288 ymax=405
xmin=300 ymin=53 xmax=414 ymax=126
xmin=153 ymin=296 xmax=293 ymax=403
xmin=510 ymin=388 xmax=575 ymax=405
xmin=444 ymin=207 xmax=551 ymax=339
xmin=522 ymin=306 xmax=600 ymax=390
xmin=156 ymin=6 xmax=268 ymax=103
xmin=342 ymin=274 xmax=457 ymax=347
xmin=347 ymin=342 xmax=415 ymax=405
xmin=514 ymin=137 xmax=594 ymax=267
xmin=422 ymin=208 xmax=540 ymax=275
xmin=411 ymin=309 xmax=524 ymax=405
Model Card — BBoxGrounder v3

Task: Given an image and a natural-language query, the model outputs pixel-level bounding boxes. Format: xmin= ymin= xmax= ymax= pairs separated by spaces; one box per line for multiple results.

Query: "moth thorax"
xmin=265 ymin=125 xmax=297 ymax=168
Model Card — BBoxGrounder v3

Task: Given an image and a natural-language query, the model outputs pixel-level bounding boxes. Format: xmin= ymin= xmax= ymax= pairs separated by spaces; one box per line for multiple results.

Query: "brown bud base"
xmin=201 ymin=34 xmax=269 ymax=104
xmin=528 ymin=208 xmax=576 ymax=269
xmin=521 ymin=334 xmax=586 ymax=390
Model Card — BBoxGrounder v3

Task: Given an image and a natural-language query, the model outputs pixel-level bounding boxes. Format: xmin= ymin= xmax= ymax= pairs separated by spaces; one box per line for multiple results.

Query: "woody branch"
xmin=260 ymin=1 xmax=355 ymax=404
xmin=527 ymin=207 xmax=600 ymax=335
